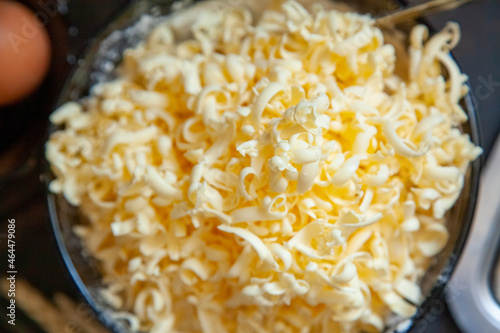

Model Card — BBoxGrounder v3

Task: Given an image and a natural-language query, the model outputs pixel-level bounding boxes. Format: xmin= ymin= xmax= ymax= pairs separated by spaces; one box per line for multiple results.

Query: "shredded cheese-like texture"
xmin=47 ymin=1 xmax=482 ymax=332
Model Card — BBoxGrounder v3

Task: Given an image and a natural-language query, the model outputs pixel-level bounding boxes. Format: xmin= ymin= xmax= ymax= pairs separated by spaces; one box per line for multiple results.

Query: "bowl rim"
xmin=44 ymin=1 xmax=483 ymax=332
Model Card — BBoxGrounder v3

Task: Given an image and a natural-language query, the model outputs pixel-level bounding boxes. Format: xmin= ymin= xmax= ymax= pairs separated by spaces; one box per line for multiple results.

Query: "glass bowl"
xmin=45 ymin=1 xmax=482 ymax=332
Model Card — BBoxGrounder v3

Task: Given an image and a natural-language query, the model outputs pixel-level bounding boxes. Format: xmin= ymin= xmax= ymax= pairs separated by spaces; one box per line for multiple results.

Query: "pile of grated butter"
xmin=46 ymin=1 xmax=482 ymax=332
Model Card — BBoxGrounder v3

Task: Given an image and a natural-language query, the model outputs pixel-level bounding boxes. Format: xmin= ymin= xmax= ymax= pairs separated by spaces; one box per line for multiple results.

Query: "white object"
xmin=448 ymin=136 xmax=500 ymax=332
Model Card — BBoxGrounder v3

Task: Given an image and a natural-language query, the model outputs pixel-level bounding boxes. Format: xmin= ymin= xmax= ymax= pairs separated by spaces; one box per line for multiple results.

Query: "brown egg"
xmin=0 ymin=1 xmax=51 ymax=106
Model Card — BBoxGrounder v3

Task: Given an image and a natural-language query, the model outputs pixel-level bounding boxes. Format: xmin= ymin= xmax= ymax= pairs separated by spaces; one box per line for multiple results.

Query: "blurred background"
xmin=0 ymin=0 xmax=498 ymax=332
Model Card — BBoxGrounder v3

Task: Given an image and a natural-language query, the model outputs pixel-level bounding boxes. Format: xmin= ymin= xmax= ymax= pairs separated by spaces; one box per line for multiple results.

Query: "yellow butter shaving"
xmin=47 ymin=1 xmax=481 ymax=332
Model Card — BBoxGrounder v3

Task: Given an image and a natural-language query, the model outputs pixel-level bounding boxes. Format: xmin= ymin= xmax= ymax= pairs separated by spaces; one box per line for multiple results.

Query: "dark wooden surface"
xmin=0 ymin=0 xmax=499 ymax=332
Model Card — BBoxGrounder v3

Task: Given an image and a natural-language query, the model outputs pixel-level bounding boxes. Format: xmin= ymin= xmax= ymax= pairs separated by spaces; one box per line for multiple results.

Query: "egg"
xmin=0 ymin=1 xmax=51 ymax=106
